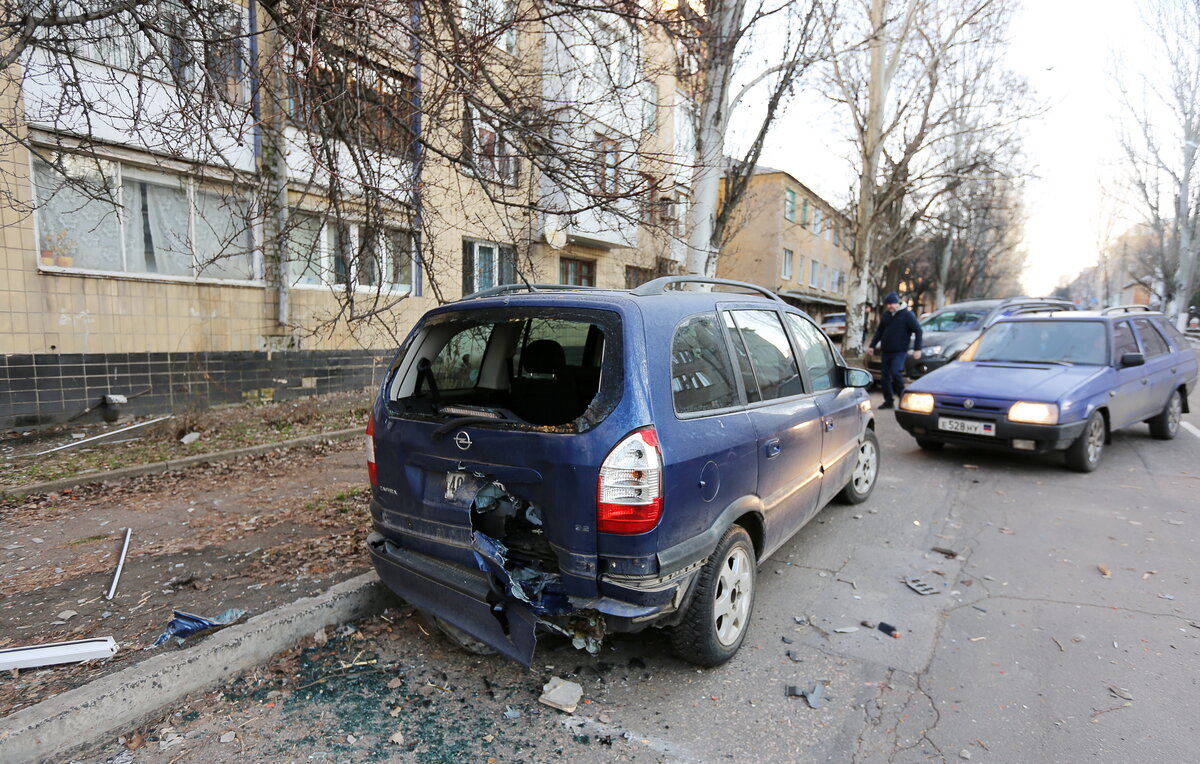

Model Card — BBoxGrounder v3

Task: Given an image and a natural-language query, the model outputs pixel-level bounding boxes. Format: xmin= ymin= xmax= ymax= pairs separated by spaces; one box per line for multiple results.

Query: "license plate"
xmin=445 ymin=471 xmax=468 ymax=499
xmin=938 ymin=417 xmax=995 ymax=437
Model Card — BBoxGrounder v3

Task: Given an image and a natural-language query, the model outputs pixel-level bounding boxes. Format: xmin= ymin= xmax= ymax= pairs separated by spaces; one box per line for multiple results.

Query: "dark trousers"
xmin=881 ymin=351 xmax=906 ymax=404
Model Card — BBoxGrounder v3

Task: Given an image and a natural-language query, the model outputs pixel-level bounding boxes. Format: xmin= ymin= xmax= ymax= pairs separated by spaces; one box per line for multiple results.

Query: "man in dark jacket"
xmin=868 ymin=292 xmax=922 ymax=409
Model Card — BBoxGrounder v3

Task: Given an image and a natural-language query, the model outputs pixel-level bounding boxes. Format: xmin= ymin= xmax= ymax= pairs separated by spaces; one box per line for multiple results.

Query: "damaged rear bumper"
xmin=368 ymin=531 xmax=703 ymax=665
xmin=367 ymin=532 xmax=539 ymax=666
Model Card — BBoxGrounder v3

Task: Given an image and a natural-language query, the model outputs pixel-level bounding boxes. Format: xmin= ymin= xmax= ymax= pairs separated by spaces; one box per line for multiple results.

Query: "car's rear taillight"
xmin=366 ymin=416 xmax=377 ymax=487
xmin=597 ymin=427 xmax=663 ymax=534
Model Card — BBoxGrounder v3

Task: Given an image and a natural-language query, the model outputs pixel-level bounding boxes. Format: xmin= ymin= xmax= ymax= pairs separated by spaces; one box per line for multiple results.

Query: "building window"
xmin=560 ymin=257 xmax=596 ymax=286
xmin=782 ymin=248 xmax=793 ymax=280
xmin=813 ymin=208 xmax=823 ymax=236
xmin=596 ymin=135 xmax=621 ymax=194
xmin=809 ymin=260 xmax=820 ymax=288
xmin=464 ymin=103 xmax=517 ymax=184
xmin=642 ymin=81 xmax=658 ymax=134
xmin=462 ymin=238 xmax=516 ymax=294
xmin=33 ymin=156 xmax=258 ymax=281
xmin=461 ymin=0 xmax=517 ymax=55
xmin=625 ymin=265 xmax=653 ymax=288
xmin=800 ymin=198 xmax=809 ymax=227
xmin=284 ymin=212 xmax=414 ymax=291
xmin=784 ymin=189 xmax=796 ymax=222
xmin=291 ymin=62 xmax=416 ymax=159
xmin=834 ymin=226 xmax=841 ymax=247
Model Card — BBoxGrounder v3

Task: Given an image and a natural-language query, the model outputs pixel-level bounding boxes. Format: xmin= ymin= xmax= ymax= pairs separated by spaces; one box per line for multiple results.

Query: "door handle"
xmin=765 ymin=439 xmax=781 ymax=458
xmin=1141 ymin=379 xmax=1148 ymax=385
xmin=823 ymin=417 xmax=834 ymax=432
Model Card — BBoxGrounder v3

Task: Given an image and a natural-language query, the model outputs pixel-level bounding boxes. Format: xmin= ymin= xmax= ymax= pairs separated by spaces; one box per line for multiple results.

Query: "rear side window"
xmin=1134 ymin=318 xmax=1170 ymax=358
xmin=787 ymin=313 xmax=837 ymax=390
xmin=726 ymin=309 xmax=803 ymax=401
xmin=1113 ymin=321 xmax=1139 ymax=358
xmin=1158 ymin=317 xmax=1189 ymax=349
xmin=671 ymin=315 xmax=738 ymax=414
xmin=722 ymin=312 xmax=761 ymax=403
xmin=429 ymin=324 xmax=491 ymax=389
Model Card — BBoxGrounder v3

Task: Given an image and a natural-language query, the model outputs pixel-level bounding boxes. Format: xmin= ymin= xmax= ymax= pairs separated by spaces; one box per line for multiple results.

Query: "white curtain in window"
xmin=194 ymin=190 xmax=255 ymax=280
xmin=123 ymin=178 xmax=191 ymax=276
xmin=32 ymin=159 xmax=123 ymax=271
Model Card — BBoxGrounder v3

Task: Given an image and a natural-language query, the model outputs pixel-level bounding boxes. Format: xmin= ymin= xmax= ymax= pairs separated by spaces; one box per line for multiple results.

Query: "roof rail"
xmin=1007 ymin=305 xmax=1070 ymax=316
xmin=459 ymin=283 xmax=599 ymax=301
xmin=630 ymin=276 xmax=784 ymax=303
xmin=997 ymin=296 xmax=1074 ymax=306
xmin=1100 ymin=304 xmax=1155 ymax=315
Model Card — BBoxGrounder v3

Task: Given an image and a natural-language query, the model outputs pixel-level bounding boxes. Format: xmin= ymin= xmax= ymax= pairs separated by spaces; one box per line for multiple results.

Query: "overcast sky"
xmin=757 ymin=0 xmax=1150 ymax=297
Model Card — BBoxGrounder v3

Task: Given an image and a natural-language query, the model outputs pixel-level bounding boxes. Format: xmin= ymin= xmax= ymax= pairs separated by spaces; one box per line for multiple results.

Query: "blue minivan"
xmin=366 ymin=278 xmax=878 ymax=667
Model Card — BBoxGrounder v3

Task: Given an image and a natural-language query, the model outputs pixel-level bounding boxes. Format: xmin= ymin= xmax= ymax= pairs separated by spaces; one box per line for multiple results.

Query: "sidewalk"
xmin=0 ymin=435 xmax=372 ymax=720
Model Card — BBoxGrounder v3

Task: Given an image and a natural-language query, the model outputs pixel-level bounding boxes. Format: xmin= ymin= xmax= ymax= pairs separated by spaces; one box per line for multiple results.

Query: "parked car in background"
xmin=366 ymin=277 xmax=879 ymax=668
xmin=894 ymin=307 xmax=1197 ymax=472
xmin=866 ymin=297 xmax=1075 ymax=382
xmin=820 ymin=312 xmax=846 ymax=341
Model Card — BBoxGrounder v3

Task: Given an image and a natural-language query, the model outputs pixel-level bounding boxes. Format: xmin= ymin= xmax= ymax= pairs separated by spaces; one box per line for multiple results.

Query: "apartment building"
xmin=0 ymin=3 xmax=687 ymax=428
xmin=717 ymin=166 xmax=852 ymax=321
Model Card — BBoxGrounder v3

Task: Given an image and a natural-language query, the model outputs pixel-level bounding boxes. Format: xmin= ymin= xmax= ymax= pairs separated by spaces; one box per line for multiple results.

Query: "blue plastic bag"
xmin=152 ymin=608 xmax=247 ymax=647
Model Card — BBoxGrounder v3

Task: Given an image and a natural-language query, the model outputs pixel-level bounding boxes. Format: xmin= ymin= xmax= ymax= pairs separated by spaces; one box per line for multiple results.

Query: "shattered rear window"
xmin=388 ymin=307 xmax=623 ymax=430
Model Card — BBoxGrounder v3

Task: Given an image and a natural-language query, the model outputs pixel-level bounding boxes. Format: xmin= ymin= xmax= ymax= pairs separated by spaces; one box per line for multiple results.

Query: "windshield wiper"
xmin=978 ymin=358 xmax=1073 ymax=365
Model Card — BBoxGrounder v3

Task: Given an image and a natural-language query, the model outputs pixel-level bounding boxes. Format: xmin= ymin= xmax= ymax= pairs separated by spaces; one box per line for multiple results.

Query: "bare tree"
xmin=822 ymin=0 xmax=1029 ymax=354
xmin=651 ymin=0 xmax=826 ymax=277
xmin=1115 ymin=0 xmax=1200 ymax=327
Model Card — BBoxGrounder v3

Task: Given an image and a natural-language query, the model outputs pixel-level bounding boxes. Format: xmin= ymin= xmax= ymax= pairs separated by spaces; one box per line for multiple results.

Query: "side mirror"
xmin=1119 ymin=352 xmax=1145 ymax=368
xmin=844 ymin=367 xmax=872 ymax=388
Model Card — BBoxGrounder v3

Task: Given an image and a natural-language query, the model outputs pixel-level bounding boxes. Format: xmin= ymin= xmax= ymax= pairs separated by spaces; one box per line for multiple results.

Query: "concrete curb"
xmin=1 ymin=427 xmax=363 ymax=499
xmin=0 ymin=571 xmax=390 ymax=763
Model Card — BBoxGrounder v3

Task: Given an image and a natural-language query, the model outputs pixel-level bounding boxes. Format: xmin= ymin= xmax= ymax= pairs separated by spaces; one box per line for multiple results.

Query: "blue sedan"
xmin=894 ymin=309 xmax=1198 ymax=471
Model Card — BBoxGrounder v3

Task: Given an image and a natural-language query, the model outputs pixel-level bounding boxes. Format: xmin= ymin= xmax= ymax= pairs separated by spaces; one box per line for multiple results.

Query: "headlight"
xmin=900 ymin=392 xmax=935 ymax=413
xmin=925 ymin=345 xmax=943 ymax=356
xmin=1008 ymin=401 xmax=1059 ymax=425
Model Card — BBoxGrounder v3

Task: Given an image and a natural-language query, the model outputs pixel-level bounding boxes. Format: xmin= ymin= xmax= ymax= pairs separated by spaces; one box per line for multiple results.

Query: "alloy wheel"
xmin=1085 ymin=415 xmax=1105 ymax=465
xmin=852 ymin=439 xmax=878 ymax=494
xmin=713 ymin=546 xmax=752 ymax=646
xmin=1167 ymin=394 xmax=1182 ymax=436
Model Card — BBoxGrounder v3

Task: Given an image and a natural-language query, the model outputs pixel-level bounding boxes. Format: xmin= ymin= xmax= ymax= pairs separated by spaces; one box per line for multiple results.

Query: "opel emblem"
xmin=963 ymin=399 xmax=975 ymax=409
xmin=453 ymin=431 xmax=473 ymax=450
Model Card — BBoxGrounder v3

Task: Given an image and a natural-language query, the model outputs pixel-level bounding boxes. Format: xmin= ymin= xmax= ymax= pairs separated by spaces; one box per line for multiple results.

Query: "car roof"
xmin=427 ymin=278 xmax=812 ymax=324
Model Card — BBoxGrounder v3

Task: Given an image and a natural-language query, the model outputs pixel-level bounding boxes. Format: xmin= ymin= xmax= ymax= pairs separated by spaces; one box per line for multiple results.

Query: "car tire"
xmin=1148 ymin=389 xmax=1183 ymax=440
xmin=836 ymin=429 xmax=881 ymax=504
xmin=670 ymin=525 xmax=756 ymax=667
xmin=916 ymin=438 xmax=944 ymax=451
xmin=1064 ymin=410 xmax=1106 ymax=473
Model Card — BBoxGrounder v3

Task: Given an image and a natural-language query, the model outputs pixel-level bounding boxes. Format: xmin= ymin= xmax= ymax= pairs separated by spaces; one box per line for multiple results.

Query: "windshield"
xmin=821 ymin=313 xmax=844 ymax=325
xmin=920 ymin=309 xmax=988 ymax=332
xmin=963 ymin=320 xmax=1107 ymax=365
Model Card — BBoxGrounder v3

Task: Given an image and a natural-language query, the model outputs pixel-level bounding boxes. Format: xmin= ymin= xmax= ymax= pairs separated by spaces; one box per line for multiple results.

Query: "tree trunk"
xmin=685 ymin=0 xmax=744 ymax=279
xmin=843 ymin=0 xmax=887 ymax=356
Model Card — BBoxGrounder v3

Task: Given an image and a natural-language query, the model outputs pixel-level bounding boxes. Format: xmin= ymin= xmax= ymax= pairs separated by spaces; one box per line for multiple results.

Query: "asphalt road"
xmin=79 ymin=389 xmax=1200 ymax=763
